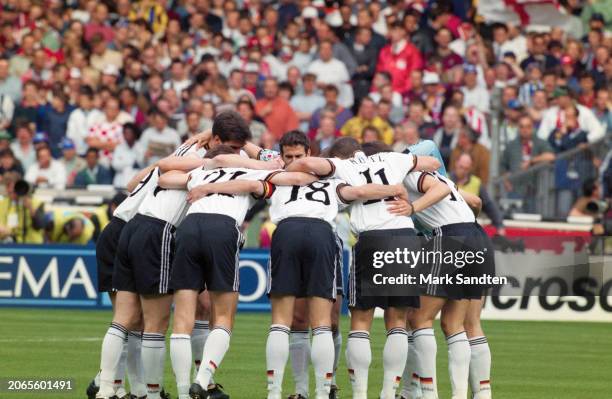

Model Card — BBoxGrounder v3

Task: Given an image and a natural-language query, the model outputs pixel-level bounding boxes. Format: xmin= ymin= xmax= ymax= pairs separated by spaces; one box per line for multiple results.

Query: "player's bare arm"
xmin=211 ymin=154 xmax=283 ymax=170
xmin=339 ymin=183 xmax=408 ymax=203
xmin=126 ymin=163 xmax=158 ymax=192
xmin=185 ymin=129 xmax=212 ymax=149
xmin=158 ymin=153 xmax=206 ymax=173
xmin=285 ymin=157 xmax=332 ymax=176
xmin=187 ymin=179 xmax=268 ymax=203
xmin=267 ymin=171 xmax=318 ymax=186
xmin=389 ymin=174 xmax=450 ymax=216
xmin=413 ymin=155 xmax=442 ymax=172
xmin=459 ymin=189 xmax=482 ymax=217
xmin=158 ymin=171 xmax=190 ymax=190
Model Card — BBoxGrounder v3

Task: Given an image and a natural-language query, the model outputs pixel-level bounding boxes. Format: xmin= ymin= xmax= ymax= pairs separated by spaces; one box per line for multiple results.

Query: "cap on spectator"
xmin=33 ymin=132 xmax=49 ymax=144
xmin=69 ymin=67 xmax=82 ymax=79
xmin=502 ymin=51 xmax=516 ymax=59
xmin=591 ymin=12 xmax=605 ymax=23
xmin=560 ymin=55 xmax=573 ymax=66
xmin=507 ymin=99 xmax=522 ymax=110
xmin=312 ymin=0 xmax=325 ymax=7
xmin=61 ymin=138 xmax=75 ymax=150
xmin=423 ymin=72 xmax=440 ymax=85
xmin=463 ymin=63 xmax=477 ymax=74
xmin=0 ymin=130 xmax=11 ymax=141
xmin=548 ymin=40 xmax=563 ymax=51
xmin=102 ymin=64 xmax=120 ymax=77
xmin=302 ymin=6 xmax=318 ymax=19
xmin=553 ymin=86 xmax=570 ymax=98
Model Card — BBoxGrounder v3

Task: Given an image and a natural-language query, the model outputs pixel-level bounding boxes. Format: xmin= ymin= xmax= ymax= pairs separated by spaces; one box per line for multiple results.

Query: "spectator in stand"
xmin=461 ymin=63 xmax=490 ymax=114
xmin=0 ymin=87 xmax=14 ymax=132
xmin=452 ymin=153 xmax=505 ymax=233
xmin=0 ymin=148 xmax=23 ymax=179
xmin=403 ymin=7 xmax=434 ymax=56
xmin=290 ymin=73 xmax=325 ymax=133
xmin=138 ymin=109 xmax=181 ymax=166
xmin=307 ymin=40 xmax=354 ymax=109
xmin=520 ymin=33 xmax=559 ymax=71
xmin=577 ymin=73 xmax=597 ymax=108
xmin=501 ymin=115 xmax=555 ymax=212
xmin=376 ymin=22 xmax=422 ymax=95
xmin=255 ymin=77 xmax=299 ymax=140
xmin=394 ymin=120 xmax=447 ymax=175
xmin=537 ymin=86 xmax=605 ymax=143
xmin=236 ymin=100 xmax=267 ymax=146
xmin=10 ymin=124 xmax=35 ymax=171
xmin=407 ymin=99 xmax=438 ymax=140
xmin=60 ymin=138 xmax=86 ymax=187
xmin=350 ymin=27 xmax=379 ymax=104
xmin=73 ymin=148 xmax=113 ymax=187
xmin=10 ymin=80 xmax=40 ymax=135
xmin=362 ymin=126 xmax=382 ymax=143
xmin=0 ymin=172 xmax=46 ymax=244
xmin=118 ymin=87 xmax=146 ymax=129
xmin=36 ymin=89 xmax=73 ymax=158
xmin=499 ymin=100 xmax=524 ymax=152
xmin=67 ymin=86 xmax=103 ymax=156
xmin=89 ymin=33 xmax=122 ymax=74
xmin=569 ymin=178 xmax=602 ymax=217
xmin=87 ymin=97 xmax=132 ymax=168
xmin=449 ymin=127 xmax=491 ymax=185
xmin=309 ymin=85 xmax=353 ymax=134
xmin=434 ymin=27 xmax=464 ymax=73
xmin=526 ymin=89 xmax=549 ymax=129
xmin=25 ymin=146 xmax=66 ymax=190
xmin=433 ymin=105 xmax=463 ymax=166
xmin=311 ymin=114 xmax=338 ymax=156
xmin=0 ymin=57 xmax=21 ymax=103
xmin=163 ymin=59 xmax=192 ymax=97
xmin=112 ymin=122 xmax=141 ymax=189
xmin=592 ymin=88 xmax=612 ymax=135
xmin=422 ymin=71 xmax=446 ymax=124
xmin=85 ymin=4 xmax=114 ymax=43
xmin=341 ymin=96 xmax=394 ymax=144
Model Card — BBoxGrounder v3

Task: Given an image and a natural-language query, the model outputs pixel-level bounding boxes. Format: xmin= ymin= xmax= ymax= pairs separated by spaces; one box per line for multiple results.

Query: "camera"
xmin=13 ymin=180 xmax=30 ymax=197
xmin=586 ymin=200 xmax=610 ymax=214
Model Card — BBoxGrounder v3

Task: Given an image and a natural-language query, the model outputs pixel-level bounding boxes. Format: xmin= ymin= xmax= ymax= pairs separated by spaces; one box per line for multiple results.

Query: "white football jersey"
xmin=113 ymin=142 xmax=205 ymax=222
xmin=329 ymin=151 xmax=417 ymax=233
xmin=137 ymin=143 xmax=208 ymax=226
xmin=403 ymin=171 xmax=476 ymax=230
xmin=268 ymin=178 xmax=348 ymax=226
xmin=187 ymin=167 xmax=278 ymax=225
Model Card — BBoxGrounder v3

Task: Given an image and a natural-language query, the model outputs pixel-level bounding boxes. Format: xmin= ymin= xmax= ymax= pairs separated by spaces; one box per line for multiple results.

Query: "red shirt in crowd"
xmin=376 ymin=40 xmax=423 ymax=94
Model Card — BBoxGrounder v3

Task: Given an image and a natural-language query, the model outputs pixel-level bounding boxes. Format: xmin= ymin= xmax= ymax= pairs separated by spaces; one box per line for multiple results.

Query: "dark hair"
xmin=329 ymin=137 xmax=361 ymax=159
xmin=122 ymin=122 xmax=141 ymax=140
xmin=279 ymin=130 xmax=310 ymax=154
xmin=362 ymin=126 xmax=381 ymax=140
xmin=212 ymin=111 xmax=252 ymax=143
xmin=236 ymin=99 xmax=255 ymax=112
xmin=79 ymin=85 xmax=94 ymax=97
xmin=278 ymin=81 xmax=294 ymax=97
xmin=204 ymin=144 xmax=238 ymax=159
xmin=85 ymin=148 xmax=99 ymax=157
xmin=361 ymin=141 xmax=392 ymax=156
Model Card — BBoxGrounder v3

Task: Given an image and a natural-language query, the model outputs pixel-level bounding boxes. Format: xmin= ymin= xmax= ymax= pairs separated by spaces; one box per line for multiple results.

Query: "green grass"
xmin=0 ymin=308 xmax=610 ymax=399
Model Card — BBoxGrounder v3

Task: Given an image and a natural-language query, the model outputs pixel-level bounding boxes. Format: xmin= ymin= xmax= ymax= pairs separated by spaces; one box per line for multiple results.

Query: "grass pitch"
xmin=0 ymin=308 xmax=610 ymax=399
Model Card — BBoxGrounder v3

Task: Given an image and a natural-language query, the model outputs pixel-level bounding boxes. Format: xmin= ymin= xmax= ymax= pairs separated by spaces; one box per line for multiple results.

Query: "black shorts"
xmin=335 ymin=235 xmax=344 ymax=296
xmin=424 ymin=222 xmax=496 ymax=300
xmin=170 ymin=213 xmax=243 ymax=292
xmin=268 ymin=217 xmax=337 ymax=300
xmin=348 ymin=228 xmax=420 ymax=310
xmin=96 ymin=217 xmax=126 ymax=292
xmin=113 ymin=214 xmax=176 ymax=295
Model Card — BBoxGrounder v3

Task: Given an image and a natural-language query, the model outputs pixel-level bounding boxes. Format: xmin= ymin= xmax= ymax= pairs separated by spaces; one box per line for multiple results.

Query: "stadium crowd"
xmin=0 ymin=0 xmax=611 ymax=244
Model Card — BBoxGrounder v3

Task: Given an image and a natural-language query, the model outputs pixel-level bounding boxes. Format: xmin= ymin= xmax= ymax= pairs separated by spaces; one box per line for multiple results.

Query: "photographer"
xmin=0 ymin=172 xmax=45 ymax=243
xmin=44 ymin=209 xmax=95 ymax=245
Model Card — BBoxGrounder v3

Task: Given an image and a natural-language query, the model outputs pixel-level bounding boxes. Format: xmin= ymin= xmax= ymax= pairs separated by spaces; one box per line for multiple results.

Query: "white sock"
xmin=113 ymin=336 xmax=128 ymax=392
xmin=170 ymin=333 xmax=192 ymax=398
xmin=266 ymin=324 xmax=290 ymax=399
xmin=380 ymin=328 xmax=408 ymax=399
xmin=311 ymin=326 xmax=334 ymax=399
xmin=142 ymin=332 xmax=166 ymax=399
xmin=195 ymin=327 xmax=232 ymax=388
xmin=345 ymin=330 xmax=371 ymax=399
xmin=94 ymin=371 xmax=101 ymax=387
xmin=289 ymin=330 xmax=310 ymax=397
xmin=192 ymin=320 xmax=209 ymax=376
xmin=332 ymin=328 xmax=342 ymax=385
xmin=446 ymin=332 xmax=471 ymax=399
xmin=400 ymin=331 xmax=422 ymax=399
xmin=413 ymin=328 xmax=437 ymax=399
xmin=127 ymin=331 xmax=146 ymax=398
xmin=97 ymin=323 xmax=128 ymax=397
xmin=469 ymin=336 xmax=492 ymax=399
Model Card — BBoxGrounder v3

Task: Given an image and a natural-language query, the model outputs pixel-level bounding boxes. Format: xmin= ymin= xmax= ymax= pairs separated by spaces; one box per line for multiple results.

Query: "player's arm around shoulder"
xmin=211 ymin=154 xmax=283 ymax=170
xmin=411 ymin=173 xmax=450 ymax=213
xmin=459 ymin=188 xmax=482 ymax=217
xmin=285 ymin=156 xmax=335 ymax=178
xmin=338 ymin=182 xmax=407 ymax=203
xmin=413 ymin=155 xmax=441 ymax=173
xmin=187 ymin=179 xmax=270 ymax=203
xmin=158 ymin=170 xmax=190 ymax=189
xmin=267 ymin=171 xmax=318 ymax=186
xmin=158 ymin=153 xmax=206 ymax=173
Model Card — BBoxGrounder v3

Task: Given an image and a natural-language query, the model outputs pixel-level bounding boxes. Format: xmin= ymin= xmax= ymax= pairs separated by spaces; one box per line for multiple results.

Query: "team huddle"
xmin=90 ymin=111 xmax=495 ymax=399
